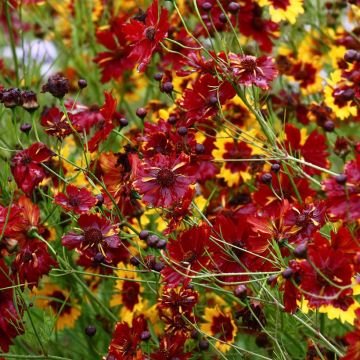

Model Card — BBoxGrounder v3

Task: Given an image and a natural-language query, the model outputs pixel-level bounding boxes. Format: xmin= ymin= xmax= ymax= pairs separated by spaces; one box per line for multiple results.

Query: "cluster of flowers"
xmin=0 ymin=0 xmax=360 ymax=359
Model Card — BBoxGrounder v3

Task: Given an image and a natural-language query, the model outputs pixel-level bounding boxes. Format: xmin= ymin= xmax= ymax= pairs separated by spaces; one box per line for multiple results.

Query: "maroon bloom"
xmin=151 ymin=334 xmax=190 ymax=360
xmin=11 ymin=239 xmax=57 ymax=289
xmin=122 ymin=0 xmax=169 ymax=71
xmin=62 ymin=214 xmax=121 ymax=263
xmin=229 ymin=54 xmax=278 ymax=90
xmin=107 ymin=315 xmax=148 ymax=360
xmin=131 ymin=152 xmax=196 ymax=208
xmin=54 ymin=184 xmax=97 ymax=214
xmin=40 ymin=107 xmax=72 ymax=138
xmin=10 ymin=142 xmax=54 ymax=195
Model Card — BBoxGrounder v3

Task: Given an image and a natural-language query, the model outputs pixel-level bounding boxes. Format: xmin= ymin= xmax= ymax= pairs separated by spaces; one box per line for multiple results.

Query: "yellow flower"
xmin=32 ymin=283 xmax=81 ymax=331
xmin=259 ymin=0 xmax=304 ymax=24
xmin=201 ymin=306 xmax=237 ymax=352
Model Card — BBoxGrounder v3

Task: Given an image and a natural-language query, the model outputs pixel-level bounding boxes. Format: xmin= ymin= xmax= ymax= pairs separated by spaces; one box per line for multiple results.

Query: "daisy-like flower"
xmin=151 ymin=334 xmax=190 ymax=360
xmin=229 ymin=54 xmax=278 ymax=90
xmin=33 ymin=283 xmax=81 ymax=331
xmin=258 ymin=0 xmax=304 ymax=24
xmin=122 ymin=0 xmax=169 ymax=72
xmin=201 ymin=306 xmax=237 ymax=352
xmin=62 ymin=214 xmax=121 ymax=263
xmin=107 ymin=315 xmax=148 ymax=360
xmin=131 ymin=152 xmax=196 ymax=208
xmin=54 ymin=184 xmax=97 ymax=214
xmin=10 ymin=142 xmax=54 ymax=195
xmin=110 ymin=262 xmax=144 ymax=324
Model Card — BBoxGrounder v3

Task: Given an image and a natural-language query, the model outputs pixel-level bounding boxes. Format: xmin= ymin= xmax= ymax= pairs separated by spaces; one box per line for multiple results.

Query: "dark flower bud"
xmin=177 ymin=126 xmax=188 ymax=136
xmin=140 ymin=331 xmax=151 ymax=341
xmin=209 ymin=95 xmax=218 ymax=106
xmin=119 ymin=117 xmax=128 ymax=127
xmin=42 ymin=74 xmax=69 ymax=98
xmin=282 ymin=268 xmax=293 ymax=279
xmin=156 ymin=239 xmax=167 ymax=249
xmin=20 ymin=123 xmax=32 ymax=133
xmin=335 ymin=173 xmax=347 ymax=185
xmin=219 ymin=13 xmax=227 ymax=23
xmin=195 ymin=143 xmax=205 ymax=154
xmin=147 ymin=235 xmax=159 ymax=248
xmin=161 ymin=82 xmax=174 ymax=94
xmin=153 ymin=72 xmax=164 ymax=81
xmin=201 ymin=2 xmax=212 ymax=11
xmin=233 ymin=284 xmax=247 ymax=299
xmin=294 ymin=243 xmax=307 ymax=259
xmin=2 ymin=88 xmax=21 ymax=108
xmin=94 ymin=252 xmax=105 ymax=264
xmin=85 ymin=325 xmax=96 ymax=337
xmin=130 ymin=256 xmax=141 ymax=266
xmin=344 ymin=49 xmax=359 ymax=63
xmin=228 ymin=2 xmax=241 ymax=13
xmin=96 ymin=194 xmax=104 ymax=207
xmin=78 ymin=79 xmax=88 ymax=89
xmin=153 ymin=261 xmax=164 ymax=272
xmin=261 ymin=173 xmax=272 ymax=184
xmin=136 ymin=107 xmax=147 ymax=119
xmin=191 ymin=329 xmax=199 ymax=339
xmin=167 ymin=115 xmax=177 ymax=125
xmin=139 ymin=230 xmax=150 ymax=240
xmin=271 ymin=163 xmax=280 ymax=173
xmin=199 ymin=339 xmax=210 ymax=351
xmin=21 ymin=90 xmax=39 ymax=112
xmin=323 ymin=120 xmax=335 ymax=132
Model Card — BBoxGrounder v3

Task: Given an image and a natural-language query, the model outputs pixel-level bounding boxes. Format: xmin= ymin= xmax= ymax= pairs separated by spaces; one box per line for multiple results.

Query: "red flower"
xmin=151 ymin=334 xmax=190 ymax=360
xmin=62 ymin=214 xmax=121 ymax=263
xmin=284 ymin=124 xmax=329 ymax=175
xmin=11 ymin=142 xmax=54 ymax=195
xmin=107 ymin=315 xmax=147 ymax=360
xmin=323 ymin=154 xmax=360 ymax=221
xmin=40 ymin=107 xmax=72 ymax=138
xmin=11 ymin=239 xmax=57 ymax=289
xmin=229 ymin=54 xmax=278 ymax=90
xmin=88 ymin=92 xmax=117 ymax=153
xmin=54 ymin=184 xmax=97 ymax=214
xmin=238 ymin=1 xmax=278 ymax=53
xmin=161 ymin=224 xmax=215 ymax=287
xmin=93 ymin=15 xmax=132 ymax=83
xmin=181 ymin=74 xmax=235 ymax=124
xmin=343 ymin=309 xmax=360 ymax=360
xmin=0 ymin=260 xmax=24 ymax=352
xmin=122 ymin=0 xmax=169 ymax=72
xmin=131 ymin=152 xmax=196 ymax=208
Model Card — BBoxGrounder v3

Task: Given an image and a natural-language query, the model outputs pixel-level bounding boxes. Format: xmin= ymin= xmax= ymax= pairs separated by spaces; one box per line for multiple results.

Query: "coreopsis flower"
xmin=150 ymin=334 xmax=191 ymax=360
xmin=107 ymin=315 xmax=148 ymax=360
xmin=322 ymin=154 xmax=360 ymax=221
xmin=54 ymin=184 xmax=97 ymax=214
xmin=159 ymin=286 xmax=199 ymax=315
xmin=237 ymin=1 xmax=279 ymax=53
xmin=343 ymin=309 xmax=360 ymax=360
xmin=0 ymin=260 xmax=24 ymax=352
xmin=10 ymin=142 xmax=54 ymax=195
xmin=299 ymin=233 xmax=353 ymax=308
xmin=110 ymin=262 xmax=143 ymax=323
xmin=62 ymin=214 xmax=121 ymax=263
xmin=40 ymin=107 xmax=72 ymax=138
xmin=284 ymin=124 xmax=329 ymax=175
xmin=33 ymin=283 xmax=81 ymax=330
xmin=0 ymin=204 xmax=27 ymax=247
xmin=229 ymin=54 xmax=278 ymax=90
xmin=131 ymin=152 xmax=196 ymax=208
xmin=11 ymin=239 xmax=57 ymax=289
xmin=87 ymin=92 xmax=117 ymax=152
xmin=258 ymin=0 xmax=304 ymax=24
xmin=289 ymin=61 xmax=323 ymax=95
xmin=93 ymin=15 xmax=132 ymax=83
xmin=122 ymin=0 xmax=169 ymax=72
xmin=161 ymin=224 xmax=216 ymax=287
xmin=180 ymin=73 xmax=235 ymax=123
xmin=201 ymin=306 xmax=237 ymax=352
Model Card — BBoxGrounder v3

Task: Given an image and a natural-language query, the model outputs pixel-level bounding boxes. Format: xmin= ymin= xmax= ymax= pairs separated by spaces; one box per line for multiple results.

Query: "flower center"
xmin=21 ymin=155 xmax=32 ymax=165
xmin=84 ymin=228 xmax=103 ymax=245
xmin=145 ymin=26 xmax=156 ymax=40
xmin=22 ymin=250 xmax=33 ymax=263
xmin=156 ymin=168 xmax=176 ymax=187
xmin=69 ymin=197 xmax=80 ymax=207
xmin=240 ymin=56 xmax=257 ymax=71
